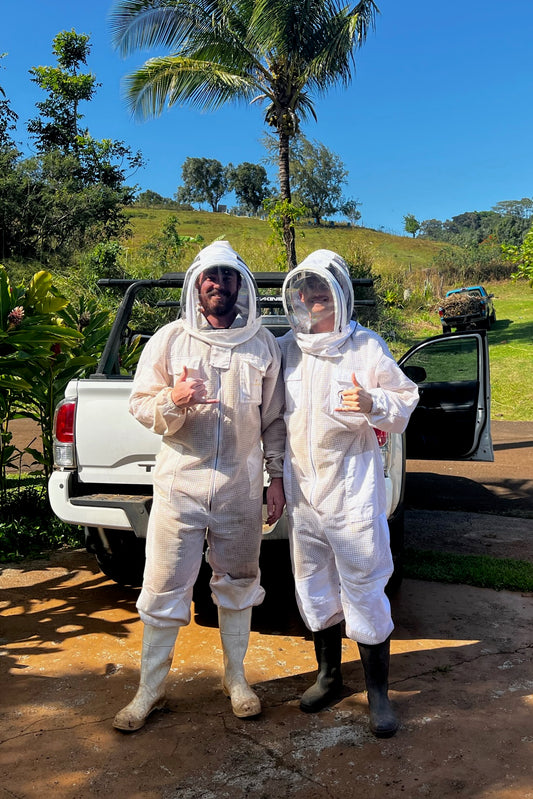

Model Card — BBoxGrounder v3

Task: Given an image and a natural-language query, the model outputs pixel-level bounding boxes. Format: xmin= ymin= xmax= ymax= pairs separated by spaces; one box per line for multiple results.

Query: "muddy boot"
xmin=218 ymin=607 xmax=261 ymax=718
xmin=357 ymin=637 xmax=398 ymax=738
xmin=113 ymin=624 xmax=179 ymax=732
xmin=300 ymin=623 xmax=343 ymax=713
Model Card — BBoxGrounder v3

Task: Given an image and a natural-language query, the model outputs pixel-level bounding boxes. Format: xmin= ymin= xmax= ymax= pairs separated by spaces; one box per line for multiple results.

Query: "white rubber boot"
xmin=113 ymin=624 xmax=179 ymax=732
xmin=218 ymin=607 xmax=261 ymax=718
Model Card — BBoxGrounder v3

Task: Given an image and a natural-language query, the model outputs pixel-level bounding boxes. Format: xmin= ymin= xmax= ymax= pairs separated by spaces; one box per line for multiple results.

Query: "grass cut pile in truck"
xmin=440 ymin=292 xmax=482 ymax=318
xmin=438 ymin=286 xmax=496 ymax=333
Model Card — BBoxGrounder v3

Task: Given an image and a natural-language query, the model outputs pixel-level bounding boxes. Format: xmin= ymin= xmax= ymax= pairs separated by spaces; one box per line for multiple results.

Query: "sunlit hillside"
xmin=125 ymin=207 xmax=446 ymax=275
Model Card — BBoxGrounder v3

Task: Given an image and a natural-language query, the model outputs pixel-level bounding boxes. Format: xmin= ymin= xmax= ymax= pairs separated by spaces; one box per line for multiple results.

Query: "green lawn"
xmin=485 ymin=281 xmax=533 ymax=421
xmin=387 ymin=279 xmax=533 ymax=422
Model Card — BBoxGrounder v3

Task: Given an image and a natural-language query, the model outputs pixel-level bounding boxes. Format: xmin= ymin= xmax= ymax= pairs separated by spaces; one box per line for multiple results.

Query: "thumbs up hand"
xmin=335 ymin=372 xmax=373 ymax=414
xmin=171 ymin=365 xmax=218 ymax=408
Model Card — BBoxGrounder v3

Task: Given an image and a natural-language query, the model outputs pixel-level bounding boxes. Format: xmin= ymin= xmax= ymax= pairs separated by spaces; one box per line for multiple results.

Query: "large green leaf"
xmin=5 ymin=324 xmax=83 ymax=343
xmin=25 ymin=270 xmax=70 ymax=314
xmin=53 ymin=356 xmax=97 ymax=385
xmin=25 ymin=270 xmax=53 ymax=307
xmin=0 ymin=376 xmax=33 ymax=391
xmin=0 ymin=357 xmax=39 ymax=375
xmin=0 ymin=267 xmax=12 ymax=329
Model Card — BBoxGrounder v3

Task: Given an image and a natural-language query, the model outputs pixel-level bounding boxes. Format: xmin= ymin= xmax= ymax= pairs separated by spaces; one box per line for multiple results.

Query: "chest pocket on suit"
xmin=331 ymin=376 xmax=354 ymax=414
xmin=239 ymin=354 xmax=265 ymax=404
xmin=284 ymin=363 xmax=303 ymax=413
xmin=170 ymin=355 xmax=205 ymax=381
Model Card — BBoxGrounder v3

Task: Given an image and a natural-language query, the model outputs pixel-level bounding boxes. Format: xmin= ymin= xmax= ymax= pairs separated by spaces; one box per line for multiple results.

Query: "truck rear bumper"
xmin=441 ymin=315 xmax=486 ymax=326
xmin=49 ymin=469 xmax=397 ymax=540
xmin=48 ymin=471 xmax=151 ymax=537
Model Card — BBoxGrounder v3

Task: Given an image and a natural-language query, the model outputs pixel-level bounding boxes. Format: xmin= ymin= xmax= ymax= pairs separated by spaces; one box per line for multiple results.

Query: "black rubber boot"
xmin=357 ymin=637 xmax=398 ymax=738
xmin=300 ymin=623 xmax=343 ymax=713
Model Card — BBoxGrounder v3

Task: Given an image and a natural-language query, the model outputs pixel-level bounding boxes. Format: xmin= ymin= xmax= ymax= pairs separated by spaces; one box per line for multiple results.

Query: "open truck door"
xmin=398 ymin=330 xmax=493 ymax=462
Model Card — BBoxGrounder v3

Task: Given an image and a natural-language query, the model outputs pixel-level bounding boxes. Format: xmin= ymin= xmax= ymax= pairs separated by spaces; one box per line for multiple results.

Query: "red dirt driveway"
xmin=1 ymin=557 xmax=532 ymax=798
xmin=1 ymin=422 xmax=532 ymax=799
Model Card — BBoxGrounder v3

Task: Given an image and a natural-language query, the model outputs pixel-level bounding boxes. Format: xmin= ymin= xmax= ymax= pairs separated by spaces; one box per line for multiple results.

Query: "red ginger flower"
xmin=7 ymin=306 xmax=24 ymax=328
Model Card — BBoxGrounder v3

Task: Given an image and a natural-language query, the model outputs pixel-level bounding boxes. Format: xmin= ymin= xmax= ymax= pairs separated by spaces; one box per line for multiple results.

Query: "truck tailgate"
xmin=75 ymin=379 xmax=160 ymax=485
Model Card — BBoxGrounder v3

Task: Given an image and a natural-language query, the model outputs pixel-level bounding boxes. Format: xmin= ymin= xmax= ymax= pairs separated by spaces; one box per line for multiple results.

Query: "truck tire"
xmin=385 ymin=504 xmax=405 ymax=598
xmin=85 ymin=527 xmax=146 ymax=588
xmin=442 ymin=324 xmax=451 ymax=334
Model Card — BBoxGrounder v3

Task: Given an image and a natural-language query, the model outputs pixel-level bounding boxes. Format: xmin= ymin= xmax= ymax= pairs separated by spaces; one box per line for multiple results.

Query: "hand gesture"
xmin=170 ymin=366 xmax=218 ymax=408
xmin=335 ymin=372 xmax=372 ymax=414
xmin=265 ymin=477 xmax=285 ymax=524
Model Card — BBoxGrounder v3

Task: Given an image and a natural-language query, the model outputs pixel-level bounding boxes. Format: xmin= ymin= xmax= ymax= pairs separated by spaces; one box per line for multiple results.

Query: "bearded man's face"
xmin=198 ymin=267 xmax=240 ymax=318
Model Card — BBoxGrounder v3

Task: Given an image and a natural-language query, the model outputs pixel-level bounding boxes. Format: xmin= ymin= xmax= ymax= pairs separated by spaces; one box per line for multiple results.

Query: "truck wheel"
xmin=442 ymin=324 xmax=451 ymax=334
xmin=385 ymin=504 xmax=404 ymax=597
xmin=86 ymin=527 xmax=146 ymax=588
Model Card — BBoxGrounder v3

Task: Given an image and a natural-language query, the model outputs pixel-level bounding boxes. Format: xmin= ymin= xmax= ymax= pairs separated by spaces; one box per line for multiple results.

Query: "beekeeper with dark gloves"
xmin=279 ymin=250 xmax=418 ymax=737
xmin=113 ymin=241 xmax=285 ymax=732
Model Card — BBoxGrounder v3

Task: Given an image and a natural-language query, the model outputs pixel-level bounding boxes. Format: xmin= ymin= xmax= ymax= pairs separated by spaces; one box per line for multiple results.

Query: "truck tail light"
xmin=53 ymin=399 xmax=76 ymax=468
xmin=374 ymin=428 xmax=388 ymax=447
xmin=374 ymin=428 xmax=391 ymax=475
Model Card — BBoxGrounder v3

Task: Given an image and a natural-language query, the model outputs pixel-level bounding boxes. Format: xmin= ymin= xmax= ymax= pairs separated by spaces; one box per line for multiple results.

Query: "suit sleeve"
xmin=364 ymin=348 xmax=419 ymax=434
xmin=128 ymin=325 xmax=189 ymax=437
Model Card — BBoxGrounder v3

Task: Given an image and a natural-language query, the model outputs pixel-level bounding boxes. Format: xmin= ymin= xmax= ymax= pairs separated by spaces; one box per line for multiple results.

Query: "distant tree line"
xmin=176 ymin=157 xmax=271 ymax=215
xmin=137 ymin=136 xmax=362 ymax=227
xmin=0 ymin=32 xmax=142 ymax=264
xmin=414 ymin=200 xmax=533 ymax=247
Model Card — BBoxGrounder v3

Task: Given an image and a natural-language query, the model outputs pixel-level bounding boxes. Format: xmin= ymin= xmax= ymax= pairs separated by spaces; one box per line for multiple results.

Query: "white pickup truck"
xmin=49 ymin=272 xmax=493 ymax=592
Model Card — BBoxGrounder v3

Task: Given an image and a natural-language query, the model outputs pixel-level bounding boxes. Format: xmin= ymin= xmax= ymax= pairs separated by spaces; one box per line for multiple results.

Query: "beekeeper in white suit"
xmin=113 ymin=241 xmax=285 ymax=732
xmin=279 ymin=250 xmax=418 ymax=737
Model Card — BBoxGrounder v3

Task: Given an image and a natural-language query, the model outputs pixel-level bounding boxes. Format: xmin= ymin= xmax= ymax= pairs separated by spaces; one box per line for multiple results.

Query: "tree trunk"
xmin=278 ymin=130 xmax=297 ymax=270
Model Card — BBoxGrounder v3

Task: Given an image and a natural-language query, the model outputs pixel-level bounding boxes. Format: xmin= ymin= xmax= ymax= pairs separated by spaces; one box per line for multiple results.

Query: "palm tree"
xmin=110 ymin=0 xmax=378 ymax=268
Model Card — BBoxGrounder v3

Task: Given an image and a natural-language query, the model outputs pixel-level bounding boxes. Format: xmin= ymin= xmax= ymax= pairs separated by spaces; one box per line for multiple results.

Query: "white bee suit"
xmin=279 ymin=251 xmax=419 ymax=645
xmin=129 ymin=242 xmax=285 ymax=628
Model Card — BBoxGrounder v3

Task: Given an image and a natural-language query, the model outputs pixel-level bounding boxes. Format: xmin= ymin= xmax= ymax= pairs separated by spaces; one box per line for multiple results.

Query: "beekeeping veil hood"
xmin=282 ymin=249 xmax=356 ymax=356
xmin=181 ymin=241 xmax=261 ymax=348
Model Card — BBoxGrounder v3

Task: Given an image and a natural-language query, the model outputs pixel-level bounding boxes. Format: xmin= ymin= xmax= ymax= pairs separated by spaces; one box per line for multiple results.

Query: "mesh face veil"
xmin=282 ymin=250 xmax=354 ymax=335
xmin=181 ymin=241 xmax=261 ymax=347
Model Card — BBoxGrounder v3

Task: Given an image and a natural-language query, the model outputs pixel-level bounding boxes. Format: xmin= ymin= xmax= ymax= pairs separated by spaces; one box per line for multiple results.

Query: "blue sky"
xmin=2 ymin=0 xmax=533 ymax=235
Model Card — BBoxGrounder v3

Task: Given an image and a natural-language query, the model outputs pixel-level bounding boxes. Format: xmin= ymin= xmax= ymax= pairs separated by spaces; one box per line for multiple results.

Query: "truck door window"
xmin=402 ymin=336 xmax=483 ymax=459
xmin=403 ymin=337 xmax=479 ymax=384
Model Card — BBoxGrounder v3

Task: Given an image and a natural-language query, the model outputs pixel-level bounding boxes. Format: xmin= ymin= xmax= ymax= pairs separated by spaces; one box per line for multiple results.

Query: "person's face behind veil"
xmin=197 ymin=267 xmax=241 ymax=325
xmin=299 ymin=275 xmax=335 ymax=333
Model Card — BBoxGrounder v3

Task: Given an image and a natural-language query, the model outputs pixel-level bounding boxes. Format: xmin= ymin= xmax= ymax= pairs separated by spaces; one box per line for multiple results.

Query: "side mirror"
xmin=402 ymin=365 xmax=427 ymax=384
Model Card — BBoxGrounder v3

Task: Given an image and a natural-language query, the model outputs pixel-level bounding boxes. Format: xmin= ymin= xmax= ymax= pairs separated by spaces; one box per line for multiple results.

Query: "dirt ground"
xmin=1 ymin=422 xmax=532 ymax=799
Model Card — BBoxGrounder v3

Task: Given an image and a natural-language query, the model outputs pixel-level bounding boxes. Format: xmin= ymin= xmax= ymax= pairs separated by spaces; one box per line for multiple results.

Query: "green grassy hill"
xmin=125 ymin=207 xmax=445 ymax=274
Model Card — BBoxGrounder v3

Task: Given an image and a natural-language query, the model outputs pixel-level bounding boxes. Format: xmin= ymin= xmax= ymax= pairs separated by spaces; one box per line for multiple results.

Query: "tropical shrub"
xmin=502 ymin=225 xmax=533 ymax=287
xmin=0 ymin=266 xmax=110 ymax=498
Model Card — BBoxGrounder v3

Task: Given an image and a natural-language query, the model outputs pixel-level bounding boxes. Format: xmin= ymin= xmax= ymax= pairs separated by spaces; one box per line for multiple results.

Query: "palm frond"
xmin=250 ymin=0 xmax=376 ymax=66
xmin=110 ymin=0 xmax=244 ymax=56
xmin=290 ymin=92 xmax=317 ymax=123
xmin=124 ymin=56 xmax=258 ymax=117
xmin=112 ymin=0 xmax=377 ymax=149
xmin=348 ymin=0 xmax=379 ymax=43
